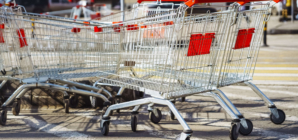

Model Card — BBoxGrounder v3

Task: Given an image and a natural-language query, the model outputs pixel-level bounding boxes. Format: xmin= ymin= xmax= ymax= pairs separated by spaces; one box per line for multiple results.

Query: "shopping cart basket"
xmin=214 ymin=0 xmax=286 ymax=126
xmin=85 ymin=1 xmax=254 ymax=140
xmin=91 ymin=0 xmax=280 ymax=140
xmin=0 ymin=5 xmax=114 ymax=125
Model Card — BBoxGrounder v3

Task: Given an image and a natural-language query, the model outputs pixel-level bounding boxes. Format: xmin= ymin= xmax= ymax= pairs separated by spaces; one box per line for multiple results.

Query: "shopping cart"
xmin=0 ymin=5 xmax=114 ymax=124
xmin=89 ymin=0 xmax=280 ymax=140
xmin=214 ymin=1 xmax=286 ymax=126
xmin=90 ymin=0 xmax=185 ymax=109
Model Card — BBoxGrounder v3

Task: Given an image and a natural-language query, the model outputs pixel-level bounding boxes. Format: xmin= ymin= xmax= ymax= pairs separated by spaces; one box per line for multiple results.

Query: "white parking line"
xmin=9 ymin=115 xmax=93 ymax=140
xmin=226 ymin=86 xmax=298 ymax=96
xmin=223 ymin=92 xmax=298 ymax=109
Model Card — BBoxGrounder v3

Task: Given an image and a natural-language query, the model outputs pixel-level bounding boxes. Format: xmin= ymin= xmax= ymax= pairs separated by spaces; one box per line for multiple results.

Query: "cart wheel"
xmin=239 ymin=119 xmax=253 ymax=136
xmin=149 ymin=108 xmax=162 ymax=124
xmin=170 ymin=110 xmax=175 ymax=120
xmin=12 ymin=100 xmax=21 ymax=116
xmin=270 ymin=109 xmax=286 ymax=124
xmin=229 ymin=123 xmax=239 ymax=140
xmin=181 ymin=97 xmax=185 ymax=102
xmin=0 ymin=109 xmax=7 ymax=125
xmin=69 ymin=95 xmax=78 ymax=108
xmin=64 ymin=99 xmax=69 ymax=113
xmin=131 ymin=115 xmax=138 ymax=132
xmin=101 ymin=122 xmax=110 ymax=136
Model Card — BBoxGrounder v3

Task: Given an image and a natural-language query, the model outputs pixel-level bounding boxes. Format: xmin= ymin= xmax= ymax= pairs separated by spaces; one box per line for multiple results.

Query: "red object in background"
xmin=0 ymin=24 xmax=4 ymax=29
xmin=127 ymin=24 xmax=138 ymax=31
xmin=90 ymin=12 xmax=101 ymax=20
xmin=90 ymin=0 xmax=94 ymax=2
xmin=17 ymin=29 xmax=28 ymax=48
xmin=234 ymin=28 xmax=255 ymax=49
xmin=163 ymin=21 xmax=174 ymax=26
xmin=71 ymin=28 xmax=81 ymax=33
xmin=83 ymin=21 xmax=90 ymax=26
xmin=113 ymin=21 xmax=123 ymax=32
xmin=94 ymin=26 xmax=103 ymax=32
xmin=68 ymin=0 xmax=72 ymax=2
xmin=187 ymin=33 xmax=215 ymax=56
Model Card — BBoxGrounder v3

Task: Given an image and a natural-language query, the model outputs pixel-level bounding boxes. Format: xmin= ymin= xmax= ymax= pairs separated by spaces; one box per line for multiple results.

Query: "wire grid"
xmin=216 ymin=4 xmax=270 ymax=87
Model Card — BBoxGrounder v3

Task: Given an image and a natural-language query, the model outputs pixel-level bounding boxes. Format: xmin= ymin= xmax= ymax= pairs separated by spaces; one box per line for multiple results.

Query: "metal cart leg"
xmin=0 ymin=83 xmax=110 ymax=126
xmin=244 ymin=82 xmax=286 ymax=124
xmin=213 ymin=89 xmax=254 ymax=135
xmin=200 ymin=92 xmax=240 ymax=140
xmin=0 ymin=80 xmax=8 ymax=105
xmin=101 ymin=98 xmax=192 ymax=140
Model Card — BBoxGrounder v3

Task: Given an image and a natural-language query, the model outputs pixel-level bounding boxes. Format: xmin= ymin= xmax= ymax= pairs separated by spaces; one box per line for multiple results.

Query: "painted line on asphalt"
xmin=226 ymin=86 xmax=298 ymax=96
xmin=254 ymin=73 xmax=298 ymax=76
xmin=252 ymin=81 xmax=298 ymax=85
xmin=9 ymin=115 xmax=93 ymax=140
xmin=223 ymin=92 xmax=298 ymax=109
xmin=255 ymin=67 xmax=298 ymax=70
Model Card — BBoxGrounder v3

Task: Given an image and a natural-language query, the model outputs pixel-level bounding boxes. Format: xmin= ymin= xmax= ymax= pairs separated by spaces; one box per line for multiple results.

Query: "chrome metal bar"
xmin=243 ymin=81 xmax=275 ymax=107
xmin=0 ymin=80 xmax=7 ymax=89
xmin=51 ymin=79 xmax=112 ymax=98
xmin=2 ymin=83 xmax=109 ymax=108
xmin=199 ymin=92 xmax=239 ymax=120
xmin=103 ymin=97 xmax=192 ymax=132
xmin=212 ymin=89 xmax=242 ymax=116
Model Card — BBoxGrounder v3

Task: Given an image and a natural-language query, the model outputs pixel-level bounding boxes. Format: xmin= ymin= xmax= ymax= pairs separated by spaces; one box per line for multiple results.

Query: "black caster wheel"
xmin=270 ymin=109 xmax=286 ymax=124
xmin=64 ymin=99 xmax=69 ymax=113
xmin=170 ymin=110 xmax=175 ymax=120
xmin=12 ymin=100 xmax=21 ymax=116
xmin=131 ymin=115 xmax=138 ymax=132
xmin=149 ymin=108 xmax=162 ymax=124
xmin=101 ymin=122 xmax=110 ymax=136
xmin=181 ymin=97 xmax=185 ymax=102
xmin=239 ymin=119 xmax=253 ymax=136
xmin=0 ymin=109 xmax=7 ymax=125
xmin=229 ymin=123 xmax=239 ymax=140
xmin=69 ymin=95 xmax=78 ymax=108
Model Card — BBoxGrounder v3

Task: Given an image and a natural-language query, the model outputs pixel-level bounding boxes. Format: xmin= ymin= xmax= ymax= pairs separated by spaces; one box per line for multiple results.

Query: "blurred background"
xmin=13 ymin=0 xmax=298 ymax=19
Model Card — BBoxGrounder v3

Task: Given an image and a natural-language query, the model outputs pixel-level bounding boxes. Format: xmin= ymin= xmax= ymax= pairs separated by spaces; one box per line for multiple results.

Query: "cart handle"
xmin=137 ymin=0 xmax=281 ymax=7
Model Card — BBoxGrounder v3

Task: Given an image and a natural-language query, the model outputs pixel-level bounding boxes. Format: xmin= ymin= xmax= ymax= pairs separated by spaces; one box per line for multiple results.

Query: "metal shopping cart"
xmin=214 ymin=0 xmax=286 ymax=126
xmin=89 ymin=0 xmax=279 ymax=140
xmin=0 ymin=5 xmax=115 ymax=124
